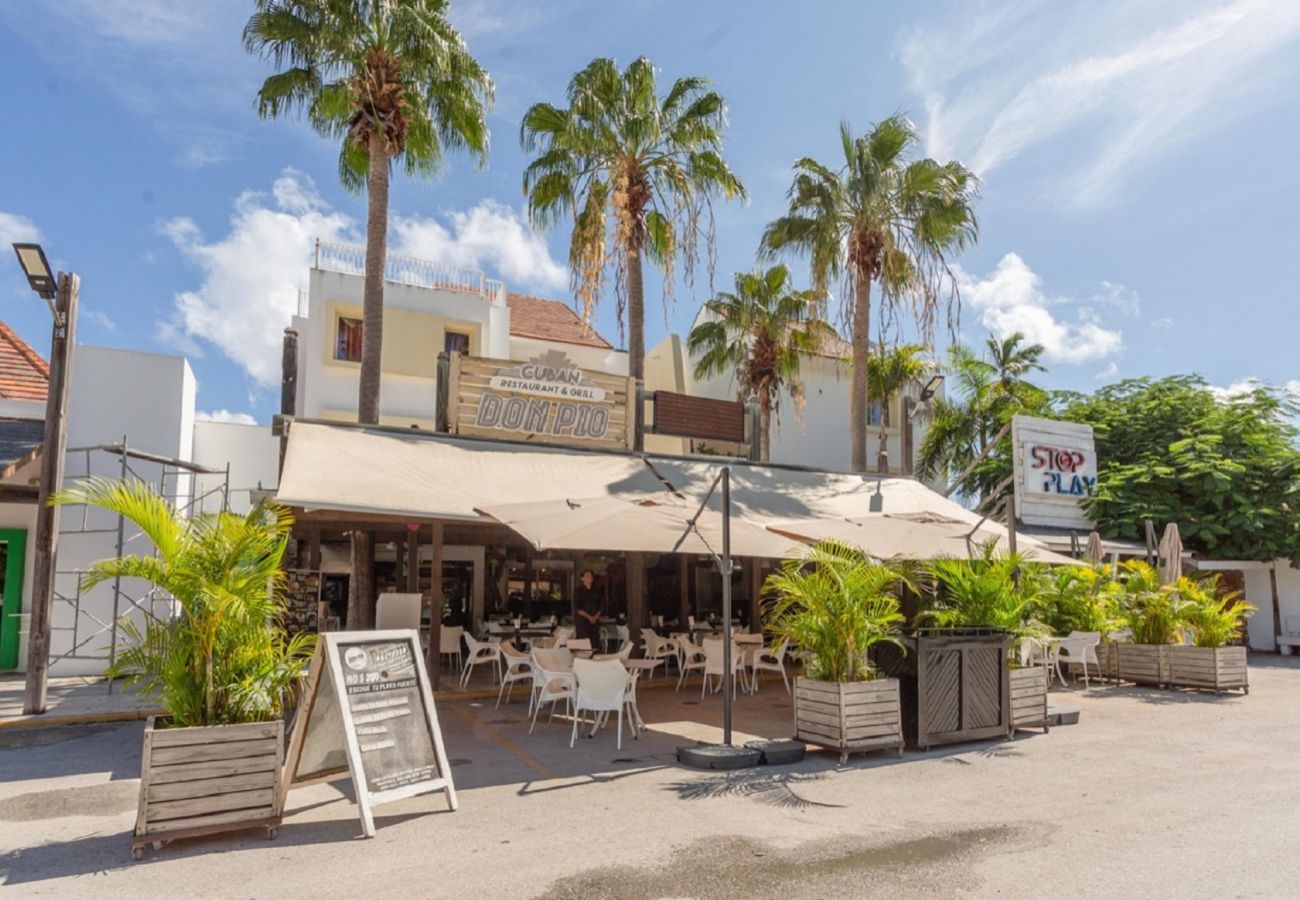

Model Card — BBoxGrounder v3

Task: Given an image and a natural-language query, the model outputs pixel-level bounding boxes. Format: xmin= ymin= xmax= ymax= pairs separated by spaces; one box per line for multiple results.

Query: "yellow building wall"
xmin=325 ymin=301 xmax=481 ymax=379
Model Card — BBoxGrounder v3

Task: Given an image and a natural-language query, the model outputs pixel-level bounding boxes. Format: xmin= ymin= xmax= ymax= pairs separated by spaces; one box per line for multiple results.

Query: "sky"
xmin=1 ymin=0 xmax=1298 ymax=424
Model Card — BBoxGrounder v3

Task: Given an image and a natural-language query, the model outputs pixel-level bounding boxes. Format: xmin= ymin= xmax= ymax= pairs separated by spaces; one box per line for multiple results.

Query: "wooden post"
xmin=678 ymin=555 xmax=691 ymax=627
xmin=626 ymin=552 xmax=646 ymax=635
xmin=405 ymin=528 xmax=419 ymax=593
xmin=347 ymin=531 xmax=374 ymax=630
xmin=1270 ymin=564 xmax=1282 ymax=650
xmin=23 ymin=272 xmax=78 ymax=715
xmin=427 ymin=523 xmax=444 ymax=691
xmin=748 ymin=558 xmax=765 ymax=632
xmin=308 ymin=529 xmax=322 ymax=571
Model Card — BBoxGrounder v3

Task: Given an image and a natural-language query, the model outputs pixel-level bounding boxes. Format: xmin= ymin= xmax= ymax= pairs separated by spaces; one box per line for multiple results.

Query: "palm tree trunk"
xmin=626 ymin=244 xmax=645 ymax=383
xmin=876 ymin=395 xmax=890 ymax=474
xmin=358 ymin=131 xmax=389 ymax=426
xmin=850 ymin=271 xmax=871 ymax=473
xmin=759 ymin=394 xmax=772 ymax=462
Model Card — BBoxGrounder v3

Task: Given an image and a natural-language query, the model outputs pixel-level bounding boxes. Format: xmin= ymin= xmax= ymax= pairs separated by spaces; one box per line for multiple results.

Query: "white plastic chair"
xmin=701 ymin=638 xmax=745 ymax=698
xmin=571 ymin=658 xmax=635 ymax=750
xmin=497 ymin=640 xmax=533 ymax=708
xmin=641 ymin=628 xmax=677 ymax=670
xmin=376 ymin=593 xmax=422 ymax=630
xmin=595 ymin=642 xmax=633 ymax=661
xmin=674 ymin=634 xmax=707 ymax=692
xmin=529 ymin=649 xmax=575 ymax=734
xmin=1057 ymin=631 xmax=1101 ymax=688
xmin=565 ymin=638 xmax=593 ymax=658
xmin=614 ymin=624 xmax=630 ymax=652
xmin=460 ymin=633 xmax=502 ymax=688
xmin=749 ymin=637 xmax=791 ymax=694
xmin=438 ymin=625 xmax=464 ymax=673
xmin=552 ymin=625 xmax=574 ymax=646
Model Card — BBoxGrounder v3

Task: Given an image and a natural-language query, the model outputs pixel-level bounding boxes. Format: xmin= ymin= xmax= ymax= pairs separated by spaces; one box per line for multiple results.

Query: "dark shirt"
xmin=574 ymin=583 xmax=602 ymax=616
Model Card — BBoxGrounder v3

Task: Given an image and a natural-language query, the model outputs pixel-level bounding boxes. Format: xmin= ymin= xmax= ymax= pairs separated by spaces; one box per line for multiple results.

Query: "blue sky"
xmin=2 ymin=0 xmax=1298 ymax=423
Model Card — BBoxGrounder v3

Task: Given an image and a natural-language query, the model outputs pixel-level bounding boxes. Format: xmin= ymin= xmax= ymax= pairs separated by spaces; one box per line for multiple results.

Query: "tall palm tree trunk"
xmin=850 ymin=272 xmax=871 ymax=473
xmin=876 ymin=397 xmax=891 ymax=475
xmin=626 ymin=244 xmax=645 ymax=382
xmin=358 ymin=131 xmax=390 ymax=426
xmin=350 ymin=131 xmax=389 ymax=631
xmin=758 ymin=394 xmax=772 ymax=462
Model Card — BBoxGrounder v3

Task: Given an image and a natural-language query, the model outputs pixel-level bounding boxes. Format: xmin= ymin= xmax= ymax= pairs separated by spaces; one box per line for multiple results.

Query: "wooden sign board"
xmin=281 ymin=630 xmax=457 ymax=837
xmin=652 ymin=390 xmax=747 ymax=443
xmin=1010 ymin=415 xmax=1098 ymax=531
xmin=448 ymin=350 xmax=636 ymax=451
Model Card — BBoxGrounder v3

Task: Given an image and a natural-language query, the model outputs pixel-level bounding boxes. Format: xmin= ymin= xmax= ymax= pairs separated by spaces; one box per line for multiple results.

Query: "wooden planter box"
xmin=1009 ymin=665 xmax=1050 ymax=734
xmin=1168 ymin=645 xmax=1249 ymax=694
xmin=133 ymin=717 xmax=284 ymax=859
xmin=793 ymin=677 xmax=904 ymax=764
xmin=1110 ymin=642 xmax=1170 ymax=687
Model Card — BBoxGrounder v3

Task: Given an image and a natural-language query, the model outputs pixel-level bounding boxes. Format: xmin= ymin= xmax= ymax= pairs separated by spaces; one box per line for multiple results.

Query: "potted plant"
xmin=920 ymin=549 xmax=1050 ymax=738
xmin=56 ymin=478 xmax=315 ymax=858
xmin=764 ymin=540 xmax=906 ymax=763
xmin=1039 ymin=564 xmax=1120 ymax=684
xmin=1168 ymin=575 xmax=1253 ymax=694
xmin=1103 ymin=561 xmax=1186 ymax=686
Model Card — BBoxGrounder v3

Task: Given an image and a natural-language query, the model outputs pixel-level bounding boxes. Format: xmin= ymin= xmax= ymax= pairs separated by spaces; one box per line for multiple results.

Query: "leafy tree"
xmin=57 ymin=479 xmax=314 ymax=727
xmin=865 ymin=342 xmax=928 ymax=474
xmin=1056 ymin=376 xmax=1300 ymax=564
xmin=688 ymin=265 xmax=834 ymax=461
xmin=762 ymin=115 xmax=979 ymax=473
xmin=917 ymin=333 xmax=1050 ymax=504
xmin=245 ymin=0 xmax=492 ymax=628
xmin=521 ymin=57 xmax=746 ymax=382
xmin=245 ymin=0 xmax=493 ymax=425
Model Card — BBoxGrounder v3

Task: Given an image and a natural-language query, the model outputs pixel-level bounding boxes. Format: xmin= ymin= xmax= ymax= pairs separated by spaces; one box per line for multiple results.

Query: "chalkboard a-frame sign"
xmin=280 ymin=630 xmax=457 ymax=837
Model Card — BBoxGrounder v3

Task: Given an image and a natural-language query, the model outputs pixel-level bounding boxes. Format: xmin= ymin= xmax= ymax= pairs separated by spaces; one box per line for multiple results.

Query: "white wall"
xmin=191 ymin=421 xmax=281 ymax=515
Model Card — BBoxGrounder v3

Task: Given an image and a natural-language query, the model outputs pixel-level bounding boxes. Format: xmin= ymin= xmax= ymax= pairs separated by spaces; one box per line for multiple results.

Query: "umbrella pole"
xmin=721 ymin=467 xmax=732 ymax=747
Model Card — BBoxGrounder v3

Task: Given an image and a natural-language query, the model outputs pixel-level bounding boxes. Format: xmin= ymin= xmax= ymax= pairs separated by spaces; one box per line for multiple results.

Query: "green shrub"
xmin=57 ymin=478 xmax=315 ymax=727
xmin=1177 ymin=575 xmax=1254 ymax=648
xmin=1037 ymin=564 xmax=1121 ymax=636
xmin=1115 ymin=560 xmax=1186 ymax=645
xmin=763 ymin=540 xmax=906 ymax=683
xmin=920 ymin=546 xmax=1048 ymax=658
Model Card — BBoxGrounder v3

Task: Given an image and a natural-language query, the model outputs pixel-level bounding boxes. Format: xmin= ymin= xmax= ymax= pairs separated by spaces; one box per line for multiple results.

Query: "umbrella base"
xmin=676 ymin=743 xmax=762 ymax=770
xmin=745 ymin=738 xmax=806 ymax=765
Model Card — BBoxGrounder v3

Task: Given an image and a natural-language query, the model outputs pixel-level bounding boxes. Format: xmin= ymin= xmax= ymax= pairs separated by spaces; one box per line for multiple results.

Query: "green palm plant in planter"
xmin=763 ymin=540 xmax=907 ymax=762
xmin=1105 ymin=560 xmax=1187 ymax=687
xmin=1168 ymin=575 xmax=1253 ymax=694
xmin=55 ymin=478 xmax=315 ymax=857
xmin=919 ymin=548 xmax=1052 ymax=738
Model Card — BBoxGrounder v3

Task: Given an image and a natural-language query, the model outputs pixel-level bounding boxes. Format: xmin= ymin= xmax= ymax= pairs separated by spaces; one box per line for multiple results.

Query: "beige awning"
xmin=477 ymin=495 xmax=803 ymax=558
xmin=768 ymin=512 xmax=1082 ymax=565
xmin=275 ymin=422 xmax=665 ymax=521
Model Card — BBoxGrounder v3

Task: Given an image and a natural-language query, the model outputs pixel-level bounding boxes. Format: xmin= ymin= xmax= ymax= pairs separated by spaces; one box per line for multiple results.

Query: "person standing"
xmin=574 ymin=569 xmax=602 ymax=650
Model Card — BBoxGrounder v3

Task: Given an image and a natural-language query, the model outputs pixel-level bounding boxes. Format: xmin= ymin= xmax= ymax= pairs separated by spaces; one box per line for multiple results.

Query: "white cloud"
xmin=0 ymin=212 xmax=41 ymax=247
xmin=81 ymin=307 xmax=118 ymax=333
xmin=160 ymin=170 xmax=356 ymax=385
xmin=954 ymin=252 xmax=1125 ymax=364
xmin=196 ymin=409 xmax=258 ymax=425
xmin=161 ymin=171 xmax=567 ymax=385
xmin=902 ymin=0 xmax=1300 ymax=209
xmin=1095 ymin=361 xmax=1119 ymax=381
xmin=1150 ymin=317 xmax=1174 ymax=330
xmin=390 ymin=201 xmax=567 ymax=294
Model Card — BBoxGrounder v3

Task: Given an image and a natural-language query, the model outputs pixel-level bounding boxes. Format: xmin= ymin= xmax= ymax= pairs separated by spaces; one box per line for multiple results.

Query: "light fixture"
xmin=12 ymin=243 xmax=56 ymax=299
xmin=919 ymin=373 xmax=945 ymax=402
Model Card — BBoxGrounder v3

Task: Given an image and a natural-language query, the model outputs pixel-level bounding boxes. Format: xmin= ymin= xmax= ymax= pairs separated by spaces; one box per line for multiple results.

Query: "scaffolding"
xmin=48 ymin=439 xmax=229 ymax=687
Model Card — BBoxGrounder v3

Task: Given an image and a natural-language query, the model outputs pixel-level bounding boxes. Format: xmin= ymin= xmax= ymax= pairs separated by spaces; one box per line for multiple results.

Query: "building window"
xmin=444 ymin=330 xmax=470 ymax=355
xmin=866 ymin=401 xmax=882 ymax=427
xmin=336 ymin=317 xmax=362 ymax=362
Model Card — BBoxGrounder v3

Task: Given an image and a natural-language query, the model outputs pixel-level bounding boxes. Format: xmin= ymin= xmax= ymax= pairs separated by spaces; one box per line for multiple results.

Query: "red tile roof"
xmin=506 ymin=293 xmax=614 ymax=350
xmin=0 ymin=321 xmax=49 ymax=401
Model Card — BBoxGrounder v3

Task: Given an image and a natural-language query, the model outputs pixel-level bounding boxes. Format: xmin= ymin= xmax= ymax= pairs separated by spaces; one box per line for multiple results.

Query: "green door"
xmin=0 ymin=528 xmax=28 ymax=670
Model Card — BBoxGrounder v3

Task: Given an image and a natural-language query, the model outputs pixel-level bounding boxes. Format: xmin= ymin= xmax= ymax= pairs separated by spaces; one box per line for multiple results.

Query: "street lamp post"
xmin=902 ymin=373 xmax=945 ymax=477
xmin=11 ymin=243 xmax=79 ymax=715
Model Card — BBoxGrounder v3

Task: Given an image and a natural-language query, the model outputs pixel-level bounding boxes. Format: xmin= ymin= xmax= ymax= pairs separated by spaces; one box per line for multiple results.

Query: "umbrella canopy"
xmin=768 ymin=512 xmax=1082 ymax=565
xmin=476 ymin=495 xmax=802 ymax=559
xmin=1085 ymin=531 xmax=1105 ymax=564
xmin=1157 ymin=522 xmax=1184 ymax=585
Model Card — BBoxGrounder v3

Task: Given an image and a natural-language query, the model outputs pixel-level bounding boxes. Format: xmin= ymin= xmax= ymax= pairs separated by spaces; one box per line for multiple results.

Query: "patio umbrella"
xmin=1084 ymin=531 xmax=1105 ymax=564
xmin=768 ymin=512 xmax=1081 ymax=566
xmin=1157 ymin=523 xmax=1183 ymax=585
xmin=476 ymin=494 xmax=801 ymax=559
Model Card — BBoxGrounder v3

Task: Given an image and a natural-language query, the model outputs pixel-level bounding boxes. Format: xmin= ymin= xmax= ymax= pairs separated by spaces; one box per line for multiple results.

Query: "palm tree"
xmin=917 ymin=333 xmax=1049 ymax=504
xmin=245 ymin=0 xmax=491 ymax=630
xmin=244 ymin=0 xmax=493 ymax=426
xmin=55 ymin=479 xmax=314 ymax=727
xmin=865 ymin=342 xmax=928 ymax=474
xmin=520 ymin=57 xmax=746 ymax=383
xmin=687 ymin=265 xmax=835 ymax=461
xmin=762 ymin=115 xmax=979 ymax=473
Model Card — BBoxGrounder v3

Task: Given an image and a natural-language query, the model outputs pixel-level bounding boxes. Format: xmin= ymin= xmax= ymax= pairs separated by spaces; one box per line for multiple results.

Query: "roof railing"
xmin=314 ymin=239 xmax=507 ymax=307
